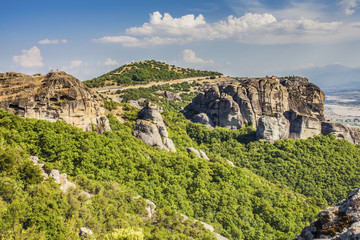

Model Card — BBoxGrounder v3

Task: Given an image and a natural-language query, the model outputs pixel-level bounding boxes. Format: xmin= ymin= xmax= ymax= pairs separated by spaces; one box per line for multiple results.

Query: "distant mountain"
xmin=84 ymin=60 xmax=222 ymax=88
xmin=285 ymin=64 xmax=360 ymax=92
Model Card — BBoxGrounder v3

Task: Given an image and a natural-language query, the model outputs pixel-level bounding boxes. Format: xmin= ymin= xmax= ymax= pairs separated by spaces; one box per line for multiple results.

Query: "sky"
xmin=1 ymin=0 xmax=360 ymax=88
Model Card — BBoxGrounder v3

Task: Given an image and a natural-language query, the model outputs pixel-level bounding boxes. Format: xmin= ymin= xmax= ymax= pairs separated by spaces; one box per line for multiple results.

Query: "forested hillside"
xmin=0 ymin=110 xmax=322 ymax=239
xmin=84 ymin=60 xmax=222 ymax=88
xmin=2 ymin=68 xmax=360 ymax=240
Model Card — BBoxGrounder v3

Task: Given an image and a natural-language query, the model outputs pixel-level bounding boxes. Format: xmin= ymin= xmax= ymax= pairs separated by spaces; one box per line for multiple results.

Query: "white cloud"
xmin=340 ymin=0 xmax=359 ymax=15
xmin=104 ymin=58 xmax=119 ymax=66
xmin=38 ymin=38 xmax=67 ymax=44
xmin=61 ymin=60 xmax=87 ymax=72
xmin=94 ymin=11 xmax=346 ymax=47
xmin=181 ymin=49 xmax=213 ymax=64
xmin=13 ymin=46 xmax=43 ymax=68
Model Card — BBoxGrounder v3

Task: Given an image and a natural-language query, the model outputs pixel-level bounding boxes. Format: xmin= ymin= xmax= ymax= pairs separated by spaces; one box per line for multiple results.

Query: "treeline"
xmin=84 ymin=60 xmax=222 ymax=88
xmin=0 ymin=110 xmax=321 ymax=239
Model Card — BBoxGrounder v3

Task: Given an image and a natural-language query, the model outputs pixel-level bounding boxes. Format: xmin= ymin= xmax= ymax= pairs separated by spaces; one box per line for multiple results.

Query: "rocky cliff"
xmin=133 ymin=102 xmax=176 ymax=152
xmin=0 ymin=71 xmax=110 ymax=133
xmin=295 ymin=187 xmax=360 ymax=240
xmin=184 ymin=76 xmax=359 ymax=143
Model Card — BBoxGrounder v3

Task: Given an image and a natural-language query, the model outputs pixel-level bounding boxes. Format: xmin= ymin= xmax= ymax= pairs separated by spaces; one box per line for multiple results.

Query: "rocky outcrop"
xmin=30 ymin=156 xmax=77 ymax=192
xmin=186 ymin=147 xmax=209 ymax=160
xmin=322 ymin=122 xmax=360 ymax=145
xmin=0 ymin=71 xmax=110 ymax=133
xmin=163 ymin=91 xmax=181 ymax=101
xmin=133 ymin=102 xmax=176 ymax=152
xmin=79 ymin=227 xmax=93 ymax=238
xmin=184 ymin=76 xmax=360 ymax=144
xmin=184 ymin=77 xmax=324 ymax=131
xmin=134 ymin=196 xmax=157 ymax=218
xmin=145 ymin=199 xmax=156 ymax=218
xmin=179 ymin=213 xmax=228 ymax=240
xmin=295 ymin=187 xmax=360 ymax=240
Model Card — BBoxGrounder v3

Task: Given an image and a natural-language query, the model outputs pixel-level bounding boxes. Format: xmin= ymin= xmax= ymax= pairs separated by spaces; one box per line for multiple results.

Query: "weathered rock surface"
xmin=322 ymin=122 xmax=360 ymax=145
xmin=0 ymin=71 xmax=110 ymax=133
xmin=163 ymin=91 xmax=181 ymax=101
xmin=179 ymin=213 xmax=228 ymax=240
xmin=30 ymin=156 xmax=77 ymax=192
xmin=184 ymin=77 xmax=324 ymax=130
xmin=184 ymin=76 xmax=360 ymax=144
xmin=295 ymin=187 xmax=360 ymax=240
xmin=256 ymin=114 xmax=290 ymax=141
xmin=186 ymin=147 xmax=209 ymax=160
xmin=79 ymin=227 xmax=93 ymax=238
xmin=133 ymin=102 xmax=176 ymax=152
xmin=145 ymin=199 xmax=156 ymax=218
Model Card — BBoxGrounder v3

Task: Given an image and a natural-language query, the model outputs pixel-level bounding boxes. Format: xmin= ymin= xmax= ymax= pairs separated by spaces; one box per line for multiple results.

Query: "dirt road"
xmin=96 ymin=76 xmax=229 ymax=93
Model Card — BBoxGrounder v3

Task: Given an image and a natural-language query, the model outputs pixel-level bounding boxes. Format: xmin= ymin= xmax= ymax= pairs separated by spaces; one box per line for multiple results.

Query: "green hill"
xmin=84 ymin=60 xmax=222 ymax=88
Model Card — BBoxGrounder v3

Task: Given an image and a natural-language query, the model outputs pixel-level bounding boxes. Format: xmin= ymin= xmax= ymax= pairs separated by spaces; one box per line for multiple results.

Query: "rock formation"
xmin=186 ymin=147 xmax=209 ymax=160
xmin=133 ymin=102 xmax=176 ymax=152
xmin=79 ymin=227 xmax=93 ymax=238
xmin=178 ymin=213 xmax=229 ymax=240
xmin=30 ymin=156 xmax=78 ymax=192
xmin=322 ymin=122 xmax=360 ymax=145
xmin=0 ymin=71 xmax=110 ymax=133
xmin=184 ymin=76 xmax=360 ymax=143
xmin=295 ymin=187 xmax=360 ymax=240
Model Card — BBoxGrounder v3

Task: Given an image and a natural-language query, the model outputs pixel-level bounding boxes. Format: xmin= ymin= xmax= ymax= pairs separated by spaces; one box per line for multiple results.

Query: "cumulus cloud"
xmin=13 ymin=46 xmax=44 ymax=68
xmin=38 ymin=38 xmax=67 ymax=44
xmin=340 ymin=0 xmax=359 ymax=15
xmin=104 ymin=58 xmax=119 ymax=66
xmin=181 ymin=49 xmax=213 ymax=64
xmin=93 ymin=11 xmax=346 ymax=47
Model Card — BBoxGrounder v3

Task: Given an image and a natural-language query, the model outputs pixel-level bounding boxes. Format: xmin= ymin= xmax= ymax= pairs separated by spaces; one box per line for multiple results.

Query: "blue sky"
xmin=1 ymin=0 xmax=360 ymax=87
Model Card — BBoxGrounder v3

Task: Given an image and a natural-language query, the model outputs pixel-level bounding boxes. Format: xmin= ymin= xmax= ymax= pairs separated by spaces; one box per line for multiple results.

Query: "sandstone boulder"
xmin=187 ymin=147 xmax=209 ymax=160
xmin=163 ymin=91 xmax=181 ymax=101
xmin=133 ymin=103 xmax=176 ymax=152
xmin=79 ymin=227 xmax=93 ymax=238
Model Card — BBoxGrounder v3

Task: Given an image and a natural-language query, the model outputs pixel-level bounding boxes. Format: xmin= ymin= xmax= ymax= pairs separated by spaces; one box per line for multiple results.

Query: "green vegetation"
xmin=0 ymin=127 xmax=216 ymax=240
xmin=117 ymin=81 xmax=198 ymax=103
xmin=4 ymin=73 xmax=360 ymax=239
xmin=84 ymin=60 xmax=222 ymax=88
xmin=0 ymin=110 xmax=322 ymax=239
xmin=187 ymin=122 xmax=360 ymax=204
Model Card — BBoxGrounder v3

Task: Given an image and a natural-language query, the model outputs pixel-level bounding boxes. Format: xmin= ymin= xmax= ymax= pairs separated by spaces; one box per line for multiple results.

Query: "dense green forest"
xmin=84 ymin=60 xmax=222 ymax=88
xmin=186 ymin=123 xmax=360 ymax=204
xmin=0 ymin=146 xmax=216 ymax=239
xmin=0 ymin=110 xmax=322 ymax=239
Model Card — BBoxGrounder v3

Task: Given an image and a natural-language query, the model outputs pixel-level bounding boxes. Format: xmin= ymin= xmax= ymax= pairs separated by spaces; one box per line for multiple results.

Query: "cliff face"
xmin=0 ymin=71 xmax=110 ymax=133
xmin=184 ymin=76 xmax=359 ymax=143
xmin=184 ymin=76 xmax=325 ymax=140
